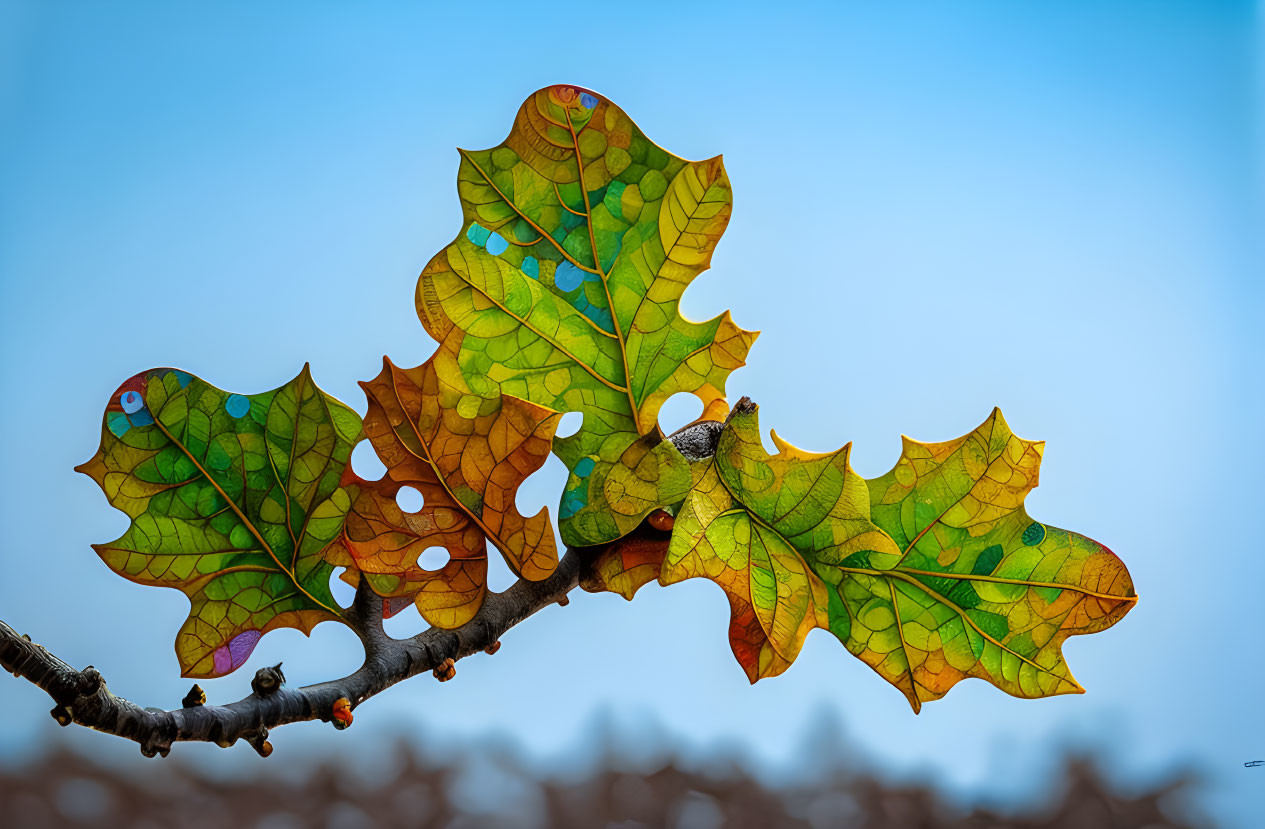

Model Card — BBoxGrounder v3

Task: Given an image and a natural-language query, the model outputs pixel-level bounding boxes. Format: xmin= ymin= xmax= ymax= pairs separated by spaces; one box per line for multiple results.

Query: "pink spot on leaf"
xmin=213 ymin=629 xmax=262 ymax=674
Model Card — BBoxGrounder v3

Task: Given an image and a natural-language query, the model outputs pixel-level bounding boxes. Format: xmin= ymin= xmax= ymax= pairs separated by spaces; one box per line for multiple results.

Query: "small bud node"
xmin=75 ymin=666 xmax=103 ymax=697
xmin=182 ymin=683 xmax=206 ymax=708
xmin=331 ymin=697 xmax=353 ymax=730
xmin=248 ymin=728 xmax=273 ymax=757
xmin=251 ymin=663 xmax=286 ymax=697
xmin=433 ymin=657 xmax=456 ymax=682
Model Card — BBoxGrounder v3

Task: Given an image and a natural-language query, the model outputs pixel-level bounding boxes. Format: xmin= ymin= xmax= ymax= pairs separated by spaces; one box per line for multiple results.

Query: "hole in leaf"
xmin=329 ymin=567 xmax=357 ymax=609
xmin=555 ymin=411 xmax=583 ymax=438
xmin=350 ymin=440 xmax=387 ymax=481
xmin=417 ymin=546 xmax=450 ymax=571
xmin=395 ymin=486 xmax=424 ymax=513
xmin=510 ymin=453 xmax=567 ymax=583
xmin=485 ymin=538 xmax=518 ymax=592
xmin=657 ymin=392 xmax=703 ymax=435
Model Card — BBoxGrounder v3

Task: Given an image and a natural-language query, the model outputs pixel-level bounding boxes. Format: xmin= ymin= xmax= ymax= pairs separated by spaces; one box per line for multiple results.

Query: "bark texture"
xmin=0 ymin=418 xmax=723 ymax=758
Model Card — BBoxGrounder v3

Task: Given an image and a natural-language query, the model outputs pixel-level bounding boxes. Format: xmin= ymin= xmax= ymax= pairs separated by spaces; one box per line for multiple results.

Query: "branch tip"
xmin=247 ymin=727 xmax=272 ymax=757
xmin=0 ymin=546 xmax=581 ymax=756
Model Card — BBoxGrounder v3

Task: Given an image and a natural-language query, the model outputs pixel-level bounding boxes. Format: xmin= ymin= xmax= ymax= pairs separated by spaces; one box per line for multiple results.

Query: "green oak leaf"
xmin=77 ymin=366 xmax=362 ymax=678
xmin=414 ymin=85 xmax=757 ymax=546
xmin=662 ymin=460 xmax=832 ymax=682
xmin=660 ymin=402 xmax=1137 ymax=710
xmin=555 ymin=431 xmax=694 ymax=547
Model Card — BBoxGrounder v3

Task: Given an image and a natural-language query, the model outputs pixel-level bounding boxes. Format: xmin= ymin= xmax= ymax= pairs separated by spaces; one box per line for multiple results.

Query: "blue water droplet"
xmin=120 ymin=391 xmax=143 ymax=414
xmin=486 ymin=232 xmax=509 ymax=256
xmin=128 ymin=409 xmax=154 ymax=427
xmin=585 ymin=305 xmax=615 ymax=334
xmin=521 ymin=256 xmax=539 ymax=278
xmin=580 ymin=93 xmax=598 ymax=109
xmin=106 ymin=412 xmax=131 ymax=438
xmin=558 ymin=489 xmax=588 ymax=520
xmin=466 ymin=223 xmax=491 ymax=246
xmin=554 ymin=262 xmax=584 ymax=292
xmin=225 ymin=394 xmax=250 ymax=418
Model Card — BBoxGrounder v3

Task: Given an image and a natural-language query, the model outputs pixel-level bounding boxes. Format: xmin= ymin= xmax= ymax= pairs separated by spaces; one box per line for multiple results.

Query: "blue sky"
xmin=2 ymin=1 xmax=1261 ymax=824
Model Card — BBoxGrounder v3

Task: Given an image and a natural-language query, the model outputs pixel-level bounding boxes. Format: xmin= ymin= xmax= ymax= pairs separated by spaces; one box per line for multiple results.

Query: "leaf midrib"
xmin=380 ymin=363 xmax=525 ymax=577
xmin=149 ymin=403 xmax=341 ymax=618
xmin=458 ymin=118 xmax=722 ymax=436
xmin=441 ymin=225 xmax=630 ymax=395
xmin=711 ymin=453 xmax=1086 ymax=695
xmin=563 ymin=106 xmax=641 ymax=428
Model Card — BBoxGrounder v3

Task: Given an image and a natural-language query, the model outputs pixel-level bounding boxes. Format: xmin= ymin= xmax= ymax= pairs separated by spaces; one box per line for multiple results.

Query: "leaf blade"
xmin=415 ymin=86 xmax=756 ymax=546
xmin=651 ymin=403 xmax=1136 ymax=708
xmin=78 ymin=368 xmax=361 ymax=677
xmin=332 ymin=338 xmax=560 ymax=628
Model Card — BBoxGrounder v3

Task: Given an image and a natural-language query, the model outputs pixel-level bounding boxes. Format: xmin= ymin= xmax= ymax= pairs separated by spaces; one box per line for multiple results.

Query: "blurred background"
xmin=1 ymin=1 xmax=1260 ymax=826
xmin=0 ymin=733 xmax=1203 ymax=827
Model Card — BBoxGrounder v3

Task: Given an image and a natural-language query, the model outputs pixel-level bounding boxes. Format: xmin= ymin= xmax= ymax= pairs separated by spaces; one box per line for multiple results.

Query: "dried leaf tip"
xmin=727 ymin=396 xmax=757 ymax=420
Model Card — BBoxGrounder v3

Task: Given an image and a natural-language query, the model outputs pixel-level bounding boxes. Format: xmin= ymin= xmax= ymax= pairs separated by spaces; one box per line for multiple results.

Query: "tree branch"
xmin=0 ymin=548 xmax=582 ymax=758
xmin=0 ymin=418 xmax=727 ymax=759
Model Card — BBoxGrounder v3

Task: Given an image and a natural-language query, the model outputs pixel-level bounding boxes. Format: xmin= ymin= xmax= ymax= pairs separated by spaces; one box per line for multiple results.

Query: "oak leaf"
xmin=617 ymin=402 xmax=1136 ymax=709
xmin=77 ymin=367 xmax=362 ymax=677
xmin=414 ymin=85 xmax=757 ymax=547
xmin=328 ymin=339 xmax=559 ymax=628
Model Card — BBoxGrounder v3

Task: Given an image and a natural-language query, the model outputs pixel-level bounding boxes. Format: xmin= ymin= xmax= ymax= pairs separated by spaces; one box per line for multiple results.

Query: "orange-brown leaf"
xmin=333 ymin=338 xmax=559 ymax=628
xmin=579 ymin=521 xmax=672 ymax=601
